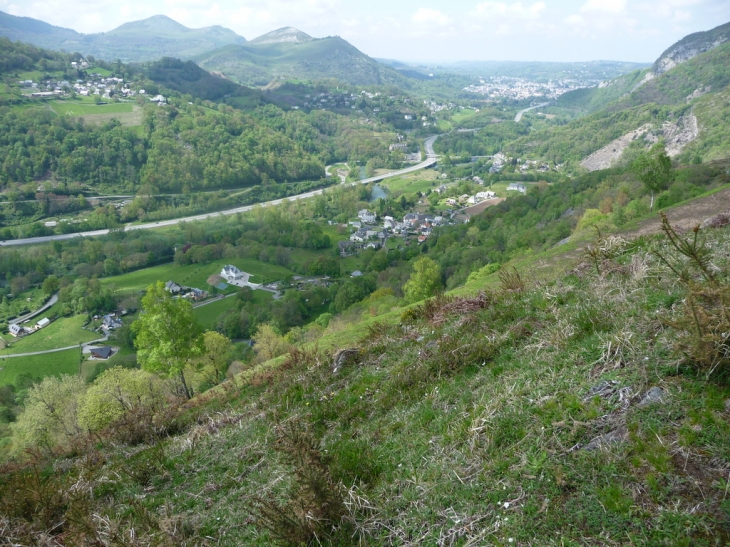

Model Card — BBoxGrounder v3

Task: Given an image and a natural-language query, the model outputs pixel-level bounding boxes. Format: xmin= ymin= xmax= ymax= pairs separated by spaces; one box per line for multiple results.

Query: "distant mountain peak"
xmin=112 ymin=15 xmax=190 ymax=33
xmin=250 ymin=27 xmax=313 ymax=45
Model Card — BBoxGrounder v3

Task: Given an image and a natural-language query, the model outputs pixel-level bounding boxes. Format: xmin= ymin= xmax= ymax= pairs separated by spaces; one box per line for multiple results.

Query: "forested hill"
xmin=194 ymin=36 xmax=408 ymax=87
xmin=0 ymin=12 xmax=247 ymax=62
xmin=0 ymin=35 xmax=413 ymax=200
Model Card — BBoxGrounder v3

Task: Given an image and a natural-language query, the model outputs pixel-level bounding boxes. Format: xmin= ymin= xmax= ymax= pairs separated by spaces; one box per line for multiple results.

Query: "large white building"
xmin=221 ymin=265 xmax=244 ymax=282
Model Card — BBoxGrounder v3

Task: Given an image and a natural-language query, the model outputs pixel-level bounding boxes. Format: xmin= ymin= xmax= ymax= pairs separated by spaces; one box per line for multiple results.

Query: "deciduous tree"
xmin=133 ymin=281 xmax=204 ymax=399
xmin=632 ymin=143 xmax=673 ymax=212
xmin=403 ymin=256 xmax=442 ymax=303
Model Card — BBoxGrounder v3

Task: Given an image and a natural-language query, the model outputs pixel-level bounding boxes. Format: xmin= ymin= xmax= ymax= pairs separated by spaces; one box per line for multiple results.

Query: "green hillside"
xmin=194 ymin=37 xmax=407 ymax=87
xmin=556 ymin=68 xmax=650 ymax=114
xmin=507 ymin=41 xmax=730 ymax=167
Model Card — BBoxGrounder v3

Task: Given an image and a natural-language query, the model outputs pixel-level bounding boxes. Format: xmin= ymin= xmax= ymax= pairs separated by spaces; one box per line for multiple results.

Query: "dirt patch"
xmin=464 ymin=198 xmax=505 ymax=215
xmin=625 ymin=186 xmax=730 ymax=237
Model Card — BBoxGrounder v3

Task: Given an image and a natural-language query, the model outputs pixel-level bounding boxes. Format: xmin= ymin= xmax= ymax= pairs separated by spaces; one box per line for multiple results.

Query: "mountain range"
xmin=0 ymin=12 xmax=248 ymax=62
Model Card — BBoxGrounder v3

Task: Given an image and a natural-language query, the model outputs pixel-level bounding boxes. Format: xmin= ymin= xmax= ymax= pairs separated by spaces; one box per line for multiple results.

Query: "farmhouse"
xmin=8 ymin=324 xmax=26 ymax=337
xmin=165 ymin=281 xmax=182 ymax=294
xmin=101 ymin=314 xmax=123 ymax=332
xmin=90 ymin=346 xmax=113 ymax=360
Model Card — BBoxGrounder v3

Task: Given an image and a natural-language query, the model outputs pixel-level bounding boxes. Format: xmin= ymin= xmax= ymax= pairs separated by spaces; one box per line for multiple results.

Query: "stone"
xmin=582 ymin=426 xmax=628 ymax=451
xmin=639 ymin=387 xmax=665 ymax=406
xmin=700 ymin=211 xmax=730 ymax=230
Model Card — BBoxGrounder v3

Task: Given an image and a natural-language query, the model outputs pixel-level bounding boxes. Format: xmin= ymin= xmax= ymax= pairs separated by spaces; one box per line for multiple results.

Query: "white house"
xmin=507 ymin=183 xmax=527 ymax=193
xmin=476 ymin=191 xmax=497 ymax=200
xmin=9 ymin=324 xmax=26 ymax=337
xmin=357 ymin=209 xmax=377 ymax=224
xmin=221 ymin=265 xmax=244 ymax=281
xmin=350 ymin=229 xmax=367 ymax=243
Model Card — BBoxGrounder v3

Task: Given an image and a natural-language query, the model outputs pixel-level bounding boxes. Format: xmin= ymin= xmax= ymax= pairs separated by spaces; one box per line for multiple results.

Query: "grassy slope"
xmin=0 ymin=347 xmax=81 ymax=386
xmin=102 ymin=258 xmax=294 ymax=294
xmin=0 ymin=314 xmax=99 ymax=356
xmin=512 ymin=43 xmax=730 ymax=166
xmin=8 ymin=209 xmax=729 ymax=544
xmin=193 ymin=290 xmax=273 ymax=330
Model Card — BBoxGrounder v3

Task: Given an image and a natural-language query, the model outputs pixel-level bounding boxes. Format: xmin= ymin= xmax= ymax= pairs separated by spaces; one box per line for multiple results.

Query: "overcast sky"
xmin=3 ymin=0 xmax=729 ymax=63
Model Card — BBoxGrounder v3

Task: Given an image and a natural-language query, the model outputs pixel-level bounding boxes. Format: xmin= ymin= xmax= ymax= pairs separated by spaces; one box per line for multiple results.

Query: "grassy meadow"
xmin=0 ymin=348 xmax=81 ymax=386
xmin=102 ymin=258 xmax=295 ymax=295
xmin=193 ymin=290 xmax=274 ymax=330
xmin=0 ymin=315 xmax=100 ymax=356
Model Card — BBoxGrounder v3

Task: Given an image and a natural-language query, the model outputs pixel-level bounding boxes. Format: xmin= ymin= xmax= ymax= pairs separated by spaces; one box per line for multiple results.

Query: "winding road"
xmin=514 ymin=102 xmax=550 ymax=122
xmin=0 ymin=136 xmax=440 ymax=248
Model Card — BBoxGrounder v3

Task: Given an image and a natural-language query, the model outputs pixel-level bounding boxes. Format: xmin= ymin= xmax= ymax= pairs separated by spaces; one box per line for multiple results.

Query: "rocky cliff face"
xmin=653 ymin=21 xmax=730 ymax=76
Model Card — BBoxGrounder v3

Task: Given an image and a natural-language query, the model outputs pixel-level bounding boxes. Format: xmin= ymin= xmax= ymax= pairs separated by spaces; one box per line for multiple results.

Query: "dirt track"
xmin=625 ymin=186 xmax=730 ymax=237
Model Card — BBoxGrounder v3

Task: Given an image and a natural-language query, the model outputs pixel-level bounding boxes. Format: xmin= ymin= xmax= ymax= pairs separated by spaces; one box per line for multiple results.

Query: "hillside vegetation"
xmin=194 ymin=37 xmax=407 ymax=87
xmin=2 ymin=210 xmax=730 ymax=545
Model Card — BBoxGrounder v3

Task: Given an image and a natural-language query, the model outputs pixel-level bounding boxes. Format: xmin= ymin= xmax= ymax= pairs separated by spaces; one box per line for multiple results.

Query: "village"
xmin=20 ymin=62 xmax=166 ymax=104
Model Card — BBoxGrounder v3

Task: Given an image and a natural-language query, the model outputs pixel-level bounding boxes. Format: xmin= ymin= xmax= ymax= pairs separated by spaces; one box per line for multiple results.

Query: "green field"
xmin=0 ymin=315 xmax=100 ymax=356
xmin=102 ymin=258 xmax=295 ymax=295
xmin=193 ymin=290 xmax=274 ymax=330
xmin=380 ymin=171 xmax=439 ymax=195
xmin=50 ymin=102 xmax=134 ymax=116
xmin=0 ymin=348 xmax=81 ymax=386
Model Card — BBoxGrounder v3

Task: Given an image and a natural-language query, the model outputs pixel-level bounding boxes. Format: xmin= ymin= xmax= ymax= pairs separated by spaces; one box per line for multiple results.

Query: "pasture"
xmin=0 ymin=315 xmax=100 ymax=356
xmin=102 ymin=258 xmax=295 ymax=295
xmin=193 ymin=290 xmax=273 ymax=330
xmin=49 ymin=101 xmax=143 ymax=127
xmin=0 ymin=348 xmax=81 ymax=387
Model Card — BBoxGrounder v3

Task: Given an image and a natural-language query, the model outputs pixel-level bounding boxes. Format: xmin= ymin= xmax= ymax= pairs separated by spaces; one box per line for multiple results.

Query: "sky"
xmin=2 ymin=0 xmax=729 ymax=63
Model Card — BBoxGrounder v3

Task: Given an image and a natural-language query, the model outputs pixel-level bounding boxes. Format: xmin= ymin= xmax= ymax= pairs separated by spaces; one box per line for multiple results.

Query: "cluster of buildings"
xmin=341 ymin=208 xmax=453 ymax=254
xmin=8 ymin=317 xmax=50 ymax=338
xmin=444 ymin=190 xmax=497 ymax=206
xmin=164 ymin=281 xmax=209 ymax=301
xmin=464 ymin=76 xmax=587 ymax=100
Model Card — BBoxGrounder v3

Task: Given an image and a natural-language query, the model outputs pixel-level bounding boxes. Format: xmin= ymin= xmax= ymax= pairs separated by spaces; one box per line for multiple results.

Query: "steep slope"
xmin=509 ymin=29 xmax=730 ymax=168
xmin=654 ymin=20 xmax=730 ymax=75
xmin=559 ymin=21 xmax=730 ymax=114
xmin=194 ymin=36 xmax=406 ymax=87
xmin=249 ymin=26 xmax=313 ymax=45
xmin=0 ymin=12 xmax=247 ymax=62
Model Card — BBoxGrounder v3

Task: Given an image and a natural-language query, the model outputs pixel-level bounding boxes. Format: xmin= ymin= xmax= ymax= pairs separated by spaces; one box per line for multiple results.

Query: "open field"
xmin=49 ymin=101 xmax=143 ymax=126
xmin=0 ymin=315 xmax=100 ymax=356
xmin=379 ymin=170 xmax=439 ymax=195
xmin=194 ymin=290 xmax=273 ymax=330
xmin=50 ymin=102 xmax=134 ymax=116
xmin=0 ymin=348 xmax=81 ymax=386
xmin=102 ymin=258 xmax=295 ymax=295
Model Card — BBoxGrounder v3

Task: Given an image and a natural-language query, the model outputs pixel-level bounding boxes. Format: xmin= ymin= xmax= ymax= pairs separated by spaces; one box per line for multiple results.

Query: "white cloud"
xmin=473 ymin=1 xmax=546 ymax=20
xmin=580 ymin=0 xmax=628 ymax=13
xmin=412 ymin=8 xmax=451 ymax=26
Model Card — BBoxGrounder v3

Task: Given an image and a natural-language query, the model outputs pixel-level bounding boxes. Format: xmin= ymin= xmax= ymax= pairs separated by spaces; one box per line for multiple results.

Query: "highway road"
xmin=0 ymin=135 xmax=441 ymax=248
xmin=514 ymin=102 xmax=550 ymax=122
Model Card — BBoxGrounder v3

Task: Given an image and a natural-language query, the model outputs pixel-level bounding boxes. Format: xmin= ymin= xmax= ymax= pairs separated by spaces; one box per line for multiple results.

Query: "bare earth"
xmin=580 ymin=114 xmax=699 ymax=172
xmin=464 ymin=198 xmax=505 ymax=215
